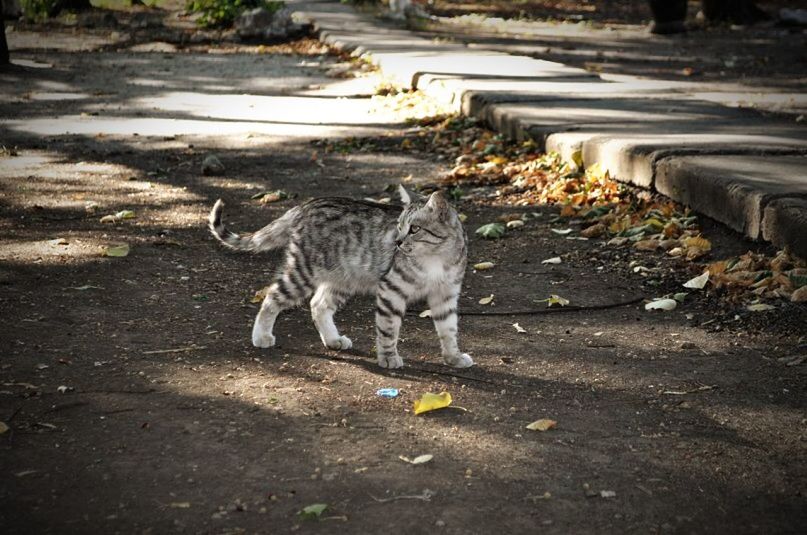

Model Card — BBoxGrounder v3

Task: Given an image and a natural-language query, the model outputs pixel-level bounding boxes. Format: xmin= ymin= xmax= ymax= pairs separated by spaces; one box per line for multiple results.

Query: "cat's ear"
xmin=398 ymin=185 xmax=422 ymax=205
xmin=426 ymin=190 xmax=450 ymax=219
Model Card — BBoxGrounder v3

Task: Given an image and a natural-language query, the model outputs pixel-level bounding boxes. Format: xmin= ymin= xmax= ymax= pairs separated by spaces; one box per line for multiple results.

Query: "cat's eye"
xmin=409 ymin=225 xmax=421 ymax=234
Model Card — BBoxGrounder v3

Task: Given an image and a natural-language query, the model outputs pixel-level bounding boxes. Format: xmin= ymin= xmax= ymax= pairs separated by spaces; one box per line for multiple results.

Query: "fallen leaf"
xmin=634 ymin=239 xmax=661 ymax=251
xmin=104 ymin=244 xmax=129 ymax=257
xmin=571 ymin=149 xmax=584 ymax=169
xmin=673 ymin=292 xmax=689 ymax=302
xmin=413 ymin=392 xmax=452 ymax=415
xmin=0 ymin=422 xmax=8 ymax=434
xmin=298 ymin=503 xmax=328 ymax=520
xmin=115 ymin=210 xmax=136 ymax=220
xmin=645 ymin=299 xmax=677 ymax=311
xmin=56 ymin=385 xmax=70 ymax=393
xmin=49 ymin=238 xmax=68 ymax=246
xmin=747 ymin=303 xmax=775 ymax=312
xmin=550 ymin=228 xmax=573 ymax=236
xmin=473 ymin=261 xmax=495 ymax=271
xmin=683 ymin=271 xmax=710 ymax=289
xmin=258 ymin=190 xmax=289 ymax=204
xmin=476 ymin=223 xmax=506 ymax=239
xmin=169 ymin=502 xmax=191 ymax=509
xmin=513 ymin=323 xmax=526 ymax=333
xmin=399 ymin=454 xmax=433 ymax=464
xmin=683 ymin=236 xmax=712 ymax=259
xmin=526 ymin=419 xmax=557 ymax=431
xmin=66 ymin=285 xmax=104 ymax=291
xmin=479 ymin=294 xmax=494 ymax=305
xmin=541 ymin=257 xmax=562 ymax=265
xmin=545 ymin=294 xmax=569 ymax=307
xmin=600 ymin=490 xmax=617 ymax=498
xmin=580 ymin=223 xmax=605 ymax=238
xmin=791 ymin=285 xmax=807 ymax=302
xmin=506 ymin=220 xmax=524 ymax=229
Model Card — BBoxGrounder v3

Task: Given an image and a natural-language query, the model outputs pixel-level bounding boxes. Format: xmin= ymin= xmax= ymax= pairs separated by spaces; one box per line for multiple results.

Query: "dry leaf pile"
xmin=706 ymin=250 xmax=807 ymax=303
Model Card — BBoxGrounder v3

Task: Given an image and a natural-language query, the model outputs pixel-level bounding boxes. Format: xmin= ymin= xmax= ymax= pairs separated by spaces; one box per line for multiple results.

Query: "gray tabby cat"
xmin=208 ymin=186 xmax=473 ymax=369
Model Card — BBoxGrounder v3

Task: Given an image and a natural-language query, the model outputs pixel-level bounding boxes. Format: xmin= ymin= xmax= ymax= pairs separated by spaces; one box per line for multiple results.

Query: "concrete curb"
xmin=296 ymin=1 xmax=807 ymax=258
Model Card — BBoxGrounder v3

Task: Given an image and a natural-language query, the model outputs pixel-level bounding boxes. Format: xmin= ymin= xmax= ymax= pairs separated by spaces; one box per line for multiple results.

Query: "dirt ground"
xmin=1 ymin=7 xmax=806 ymax=534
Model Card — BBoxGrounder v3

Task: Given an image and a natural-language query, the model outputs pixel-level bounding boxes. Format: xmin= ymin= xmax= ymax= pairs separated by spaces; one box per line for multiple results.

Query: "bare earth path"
xmin=1 ymin=12 xmax=805 ymax=534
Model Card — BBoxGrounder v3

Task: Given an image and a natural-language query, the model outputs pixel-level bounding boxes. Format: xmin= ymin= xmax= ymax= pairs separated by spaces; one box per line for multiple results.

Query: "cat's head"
xmin=394 ymin=185 xmax=463 ymax=256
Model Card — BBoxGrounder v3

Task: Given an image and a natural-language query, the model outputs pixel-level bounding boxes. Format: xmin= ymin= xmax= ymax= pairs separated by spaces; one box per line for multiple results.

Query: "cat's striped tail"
xmin=208 ymin=199 xmax=295 ymax=252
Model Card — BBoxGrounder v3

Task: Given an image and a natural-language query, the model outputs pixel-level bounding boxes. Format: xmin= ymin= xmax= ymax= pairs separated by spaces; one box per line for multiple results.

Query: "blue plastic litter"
xmin=376 ymin=388 xmax=399 ymax=398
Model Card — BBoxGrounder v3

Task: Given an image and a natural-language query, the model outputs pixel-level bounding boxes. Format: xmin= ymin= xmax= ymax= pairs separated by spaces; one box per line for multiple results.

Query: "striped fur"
xmin=208 ymin=186 xmax=473 ymax=369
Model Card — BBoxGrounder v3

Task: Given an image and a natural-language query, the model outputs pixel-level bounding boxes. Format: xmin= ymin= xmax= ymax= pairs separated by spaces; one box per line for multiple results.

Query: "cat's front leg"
xmin=428 ymin=289 xmax=473 ymax=368
xmin=375 ymin=286 xmax=406 ymax=369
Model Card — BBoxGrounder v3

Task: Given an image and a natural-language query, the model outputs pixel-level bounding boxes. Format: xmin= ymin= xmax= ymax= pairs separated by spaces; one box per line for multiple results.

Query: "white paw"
xmin=325 ymin=335 xmax=352 ymax=351
xmin=252 ymin=331 xmax=276 ymax=348
xmin=377 ymin=353 xmax=404 ymax=369
xmin=444 ymin=352 xmax=474 ymax=368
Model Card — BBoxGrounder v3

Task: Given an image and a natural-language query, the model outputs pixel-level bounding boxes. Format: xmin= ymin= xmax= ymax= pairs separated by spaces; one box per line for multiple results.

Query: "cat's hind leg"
xmin=310 ymin=285 xmax=352 ymax=350
xmin=252 ymin=272 xmax=310 ymax=348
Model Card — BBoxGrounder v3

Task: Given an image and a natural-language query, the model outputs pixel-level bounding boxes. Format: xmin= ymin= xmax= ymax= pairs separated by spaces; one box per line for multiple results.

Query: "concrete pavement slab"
xmin=656 ymin=155 xmax=807 ymax=247
xmin=763 ymin=198 xmax=807 ymax=259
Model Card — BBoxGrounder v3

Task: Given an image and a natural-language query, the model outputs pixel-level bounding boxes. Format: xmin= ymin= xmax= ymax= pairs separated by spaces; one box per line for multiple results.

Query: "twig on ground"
xmin=662 ymin=385 xmax=717 ymax=395
xmin=407 ymin=364 xmax=498 ymax=385
xmin=143 ymin=346 xmax=206 ymax=355
xmin=78 ymin=389 xmax=159 ymax=395
xmin=459 ymin=296 xmax=644 ymax=316
xmin=369 ymin=489 xmax=435 ymax=504
xmin=407 ymin=296 xmax=643 ymax=317
xmin=47 ymin=401 xmax=90 ymax=413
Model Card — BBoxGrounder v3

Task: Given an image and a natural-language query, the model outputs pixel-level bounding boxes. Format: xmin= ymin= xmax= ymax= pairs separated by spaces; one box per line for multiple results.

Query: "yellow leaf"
xmin=683 ymin=236 xmax=712 ymax=252
xmin=413 ymin=392 xmax=452 ymax=415
xmin=526 ymin=419 xmax=557 ymax=431
xmin=487 ymin=156 xmax=508 ymax=166
xmin=473 ymin=262 xmax=495 ymax=271
xmin=103 ymin=244 xmax=129 ymax=257
xmin=644 ymin=218 xmax=665 ymax=231
xmin=479 ymin=294 xmax=494 ymax=305
xmin=546 ymin=294 xmax=569 ymax=307
xmin=571 ymin=150 xmax=583 ymax=169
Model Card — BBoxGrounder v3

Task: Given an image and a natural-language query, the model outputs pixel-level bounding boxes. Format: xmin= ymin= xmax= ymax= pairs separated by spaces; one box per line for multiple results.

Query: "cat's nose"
xmin=395 ymin=238 xmax=403 ymax=247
